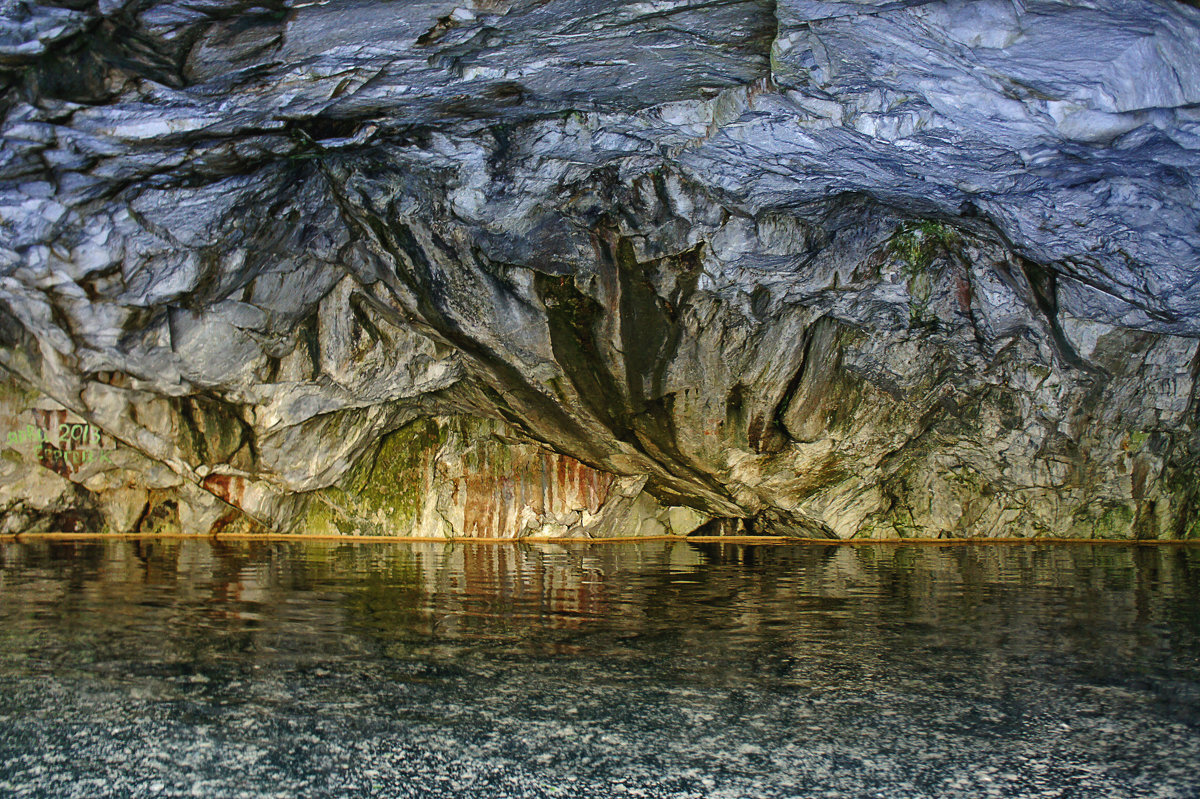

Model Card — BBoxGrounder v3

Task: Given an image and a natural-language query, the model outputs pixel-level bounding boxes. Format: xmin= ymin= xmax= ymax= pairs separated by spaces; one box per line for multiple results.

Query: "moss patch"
xmin=1166 ymin=445 xmax=1200 ymax=539
xmin=1093 ymin=502 xmax=1135 ymax=538
xmin=304 ymin=418 xmax=444 ymax=536
xmin=888 ymin=220 xmax=959 ymax=329
xmin=889 ymin=220 xmax=958 ymax=275
xmin=175 ymin=395 xmax=255 ymax=469
xmin=0 ymin=370 xmax=39 ymax=406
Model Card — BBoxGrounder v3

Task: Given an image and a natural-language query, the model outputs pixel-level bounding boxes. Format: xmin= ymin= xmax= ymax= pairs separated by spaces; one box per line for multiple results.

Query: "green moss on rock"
xmin=889 ymin=220 xmax=959 ymax=329
xmin=304 ymin=418 xmax=444 ymax=536
xmin=0 ymin=371 xmax=39 ymax=406
xmin=1091 ymin=502 xmax=1136 ymax=538
xmin=175 ymin=395 xmax=254 ymax=468
xmin=889 ymin=220 xmax=959 ymax=277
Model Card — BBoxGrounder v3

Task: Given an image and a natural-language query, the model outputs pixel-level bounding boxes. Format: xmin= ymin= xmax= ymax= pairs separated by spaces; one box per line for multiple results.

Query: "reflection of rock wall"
xmin=0 ymin=539 xmax=713 ymax=644
xmin=3 ymin=539 xmax=1190 ymax=657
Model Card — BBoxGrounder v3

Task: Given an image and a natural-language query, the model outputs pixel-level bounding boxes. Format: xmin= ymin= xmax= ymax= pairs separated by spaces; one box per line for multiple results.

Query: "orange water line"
xmin=1 ymin=533 xmax=1199 ymax=546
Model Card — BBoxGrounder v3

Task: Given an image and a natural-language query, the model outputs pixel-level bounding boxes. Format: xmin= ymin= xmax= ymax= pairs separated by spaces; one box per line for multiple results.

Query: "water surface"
xmin=2 ymin=539 xmax=1199 ymax=798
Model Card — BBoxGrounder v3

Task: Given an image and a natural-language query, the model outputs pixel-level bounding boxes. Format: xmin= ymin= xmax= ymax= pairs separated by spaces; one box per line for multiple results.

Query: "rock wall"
xmin=305 ymin=415 xmax=709 ymax=538
xmin=0 ymin=0 xmax=1198 ymax=538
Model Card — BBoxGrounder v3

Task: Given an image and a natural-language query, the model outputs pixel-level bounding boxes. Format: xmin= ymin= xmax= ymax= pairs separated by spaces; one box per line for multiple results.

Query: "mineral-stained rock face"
xmin=0 ymin=0 xmax=1198 ymax=538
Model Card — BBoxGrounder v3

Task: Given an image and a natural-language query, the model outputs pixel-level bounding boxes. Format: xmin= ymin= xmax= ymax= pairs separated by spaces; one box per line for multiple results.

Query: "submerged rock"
xmin=0 ymin=0 xmax=1198 ymax=538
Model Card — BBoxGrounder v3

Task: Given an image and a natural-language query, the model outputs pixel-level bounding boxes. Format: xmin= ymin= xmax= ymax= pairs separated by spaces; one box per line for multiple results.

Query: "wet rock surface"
xmin=1 ymin=0 xmax=1199 ymax=536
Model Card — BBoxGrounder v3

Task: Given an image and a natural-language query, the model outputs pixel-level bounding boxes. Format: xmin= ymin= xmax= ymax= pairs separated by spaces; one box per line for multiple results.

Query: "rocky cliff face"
xmin=1 ymin=0 xmax=1198 ymax=538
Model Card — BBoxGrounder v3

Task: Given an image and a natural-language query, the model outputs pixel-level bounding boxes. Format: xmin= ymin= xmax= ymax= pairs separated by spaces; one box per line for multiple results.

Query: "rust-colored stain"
xmin=955 ymin=272 xmax=973 ymax=313
xmin=38 ymin=443 xmax=72 ymax=478
xmin=33 ymin=409 xmax=67 ymax=436
xmin=35 ymin=410 xmax=69 ymax=478
xmin=747 ymin=413 xmax=766 ymax=453
xmin=202 ymin=473 xmax=246 ymax=508
xmin=457 ymin=447 xmax=614 ymax=538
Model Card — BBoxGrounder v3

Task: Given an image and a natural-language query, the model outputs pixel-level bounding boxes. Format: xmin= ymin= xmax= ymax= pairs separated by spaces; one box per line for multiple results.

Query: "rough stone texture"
xmin=305 ymin=415 xmax=710 ymax=538
xmin=0 ymin=0 xmax=1198 ymax=537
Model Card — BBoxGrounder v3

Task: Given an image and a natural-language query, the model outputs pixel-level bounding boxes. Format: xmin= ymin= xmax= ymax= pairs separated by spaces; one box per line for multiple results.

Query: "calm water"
xmin=2 ymin=540 xmax=1200 ymax=798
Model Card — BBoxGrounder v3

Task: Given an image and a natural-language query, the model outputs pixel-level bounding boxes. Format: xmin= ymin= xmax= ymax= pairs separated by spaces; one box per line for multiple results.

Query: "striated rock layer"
xmin=1 ymin=0 xmax=1199 ymax=538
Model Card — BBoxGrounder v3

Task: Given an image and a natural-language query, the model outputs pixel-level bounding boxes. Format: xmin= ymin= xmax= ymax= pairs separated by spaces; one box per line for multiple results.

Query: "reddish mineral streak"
xmin=955 ymin=273 xmax=972 ymax=312
xmin=202 ymin=473 xmax=246 ymax=508
xmin=458 ymin=449 xmax=613 ymax=538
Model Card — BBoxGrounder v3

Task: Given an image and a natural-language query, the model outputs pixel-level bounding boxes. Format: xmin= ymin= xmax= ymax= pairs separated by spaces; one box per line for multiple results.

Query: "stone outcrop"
xmin=0 ymin=0 xmax=1198 ymax=537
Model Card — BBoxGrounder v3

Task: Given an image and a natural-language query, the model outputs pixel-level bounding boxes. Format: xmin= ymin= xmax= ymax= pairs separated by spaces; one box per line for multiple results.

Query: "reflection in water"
xmin=2 ymin=540 xmax=1200 ymax=798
